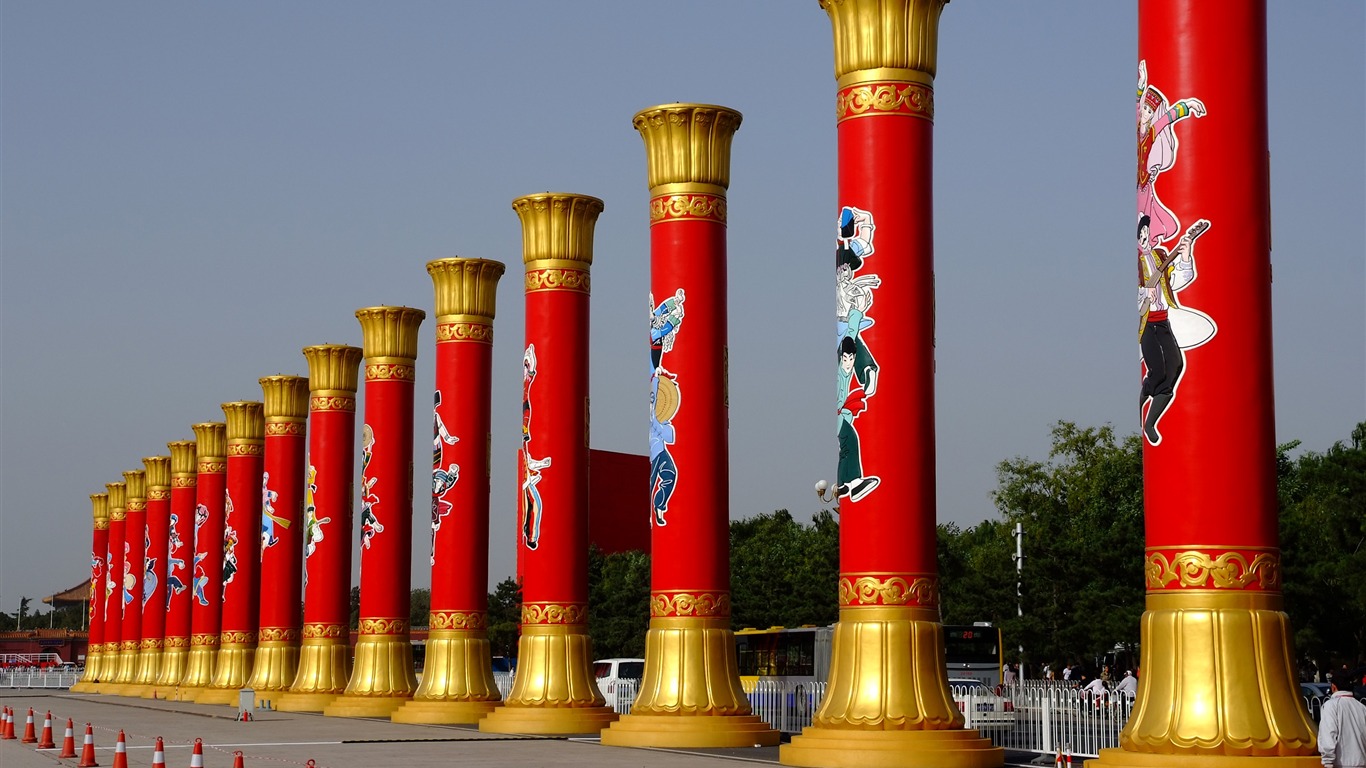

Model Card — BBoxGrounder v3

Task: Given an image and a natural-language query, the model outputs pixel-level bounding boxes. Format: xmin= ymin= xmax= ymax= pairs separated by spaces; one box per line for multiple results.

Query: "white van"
xmin=593 ymin=658 xmax=644 ymax=711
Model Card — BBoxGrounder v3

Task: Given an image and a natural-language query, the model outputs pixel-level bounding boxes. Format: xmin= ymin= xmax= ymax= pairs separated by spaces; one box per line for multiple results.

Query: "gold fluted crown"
xmin=168 ymin=441 xmax=197 ymax=475
xmin=106 ymin=482 xmax=127 ymax=512
xmin=122 ymin=471 xmax=146 ymax=500
xmin=191 ymin=423 xmax=227 ymax=458
xmin=427 ymin=258 xmax=506 ymax=319
xmin=302 ymin=345 xmax=363 ymax=392
xmin=222 ymin=402 xmax=265 ymax=441
xmin=91 ymin=493 xmax=109 ymax=523
xmin=143 ymin=456 xmax=171 ymax=489
xmin=822 ymin=0 xmax=947 ymax=81
xmin=260 ymin=376 xmax=309 ymax=419
xmin=633 ymin=104 xmax=742 ymax=190
xmin=355 ymin=307 xmax=426 ymax=360
xmin=511 ymin=193 xmax=604 ymax=266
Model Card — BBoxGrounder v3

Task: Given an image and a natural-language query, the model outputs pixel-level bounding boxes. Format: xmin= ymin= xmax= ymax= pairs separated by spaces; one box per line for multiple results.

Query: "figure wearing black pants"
xmin=1140 ymin=318 xmax=1183 ymax=444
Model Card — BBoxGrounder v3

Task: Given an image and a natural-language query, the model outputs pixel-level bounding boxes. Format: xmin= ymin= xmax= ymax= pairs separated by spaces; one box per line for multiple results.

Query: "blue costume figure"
xmin=166 ymin=514 xmax=187 ymax=608
xmin=649 ymin=373 xmax=679 ymax=526
xmin=834 ymin=205 xmax=880 ymax=502
xmin=192 ymin=552 xmax=209 ymax=606
xmin=142 ymin=528 xmax=157 ymax=607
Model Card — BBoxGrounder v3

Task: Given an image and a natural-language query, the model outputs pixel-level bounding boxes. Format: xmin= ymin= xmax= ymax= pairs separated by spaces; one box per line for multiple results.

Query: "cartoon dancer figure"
xmin=835 ymin=205 xmax=881 ymax=502
xmin=121 ymin=541 xmax=135 ymax=614
xmin=166 ymin=513 xmax=187 ymax=607
xmin=302 ymin=466 xmax=329 ymax=587
xmin=261 ymin=472 xmax=289 ymax=553
xmin=104 ymin=545 xmax=115 ymax=615
xmin=221 ymin=523 xmax=239 ymax=599
xmin=649 ymin=289 xmax=685 ymax=372
xmin=1138 ymin=215 xmax=1212 ymax=445
xmin=1137 ymin=60 xmax=1207 ymax=248
xmin=520 ymin=344 xmax=551 ymax=550
xmin=359 ymin=426 xmax=383 ymax=550
xmin=650 ymin=372 xmax=679 ymax=527
xmin=89 ymin=551 xmax=104 ymax=619
xmin=192 ymin=552 xmax=209 ymax=606
xmin=142 ymin=528 xmax=158 ymax=607
xmin=430 ymin=390 xmax=460 ymax=566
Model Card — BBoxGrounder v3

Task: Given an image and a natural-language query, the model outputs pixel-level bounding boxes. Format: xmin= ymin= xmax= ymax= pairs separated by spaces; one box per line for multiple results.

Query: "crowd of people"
xmin=999 ymin=661 xmax=1138 ymax=700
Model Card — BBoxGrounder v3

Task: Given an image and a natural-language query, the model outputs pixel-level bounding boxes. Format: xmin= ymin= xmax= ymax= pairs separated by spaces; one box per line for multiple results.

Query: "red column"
xmin=393 ymin=258 xmax=506 ymax=724
xmin=111 ymin=470 xmax=148 ymax=690
xmin=324 ymin=307 xmax=425 ymax=719
xmin=602 ymin=104 xmax=777 ymax=749
xmin=1094 ymin=2 xmax=1318 ymax=764
xmin=130 ymin=456 xmax=171 ymax=694
xmin=276 ymin=345 xmax=363 ymax=713
xmin=150 ymin=440 xmax=197 ymax=698
xmin=481 ymin=193 xmax=617 ymax=736
xmin=199 ymin=402 xmax=265 ymax=704
xmin=97 ymin=481 xmax=126 ymax=694
xmin=178 ymin=421 xmax=226 ymax=698
xmin=784 ymin=2 xmax=1003 ymax=766
xmin=247 ymin=376 xmax=309 ymax=707
xmin=71 ymin=494 xmax=109 ymax=692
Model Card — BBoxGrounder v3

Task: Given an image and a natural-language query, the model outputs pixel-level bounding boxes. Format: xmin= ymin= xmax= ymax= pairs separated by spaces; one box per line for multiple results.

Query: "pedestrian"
xmin=1002 ymin=664 xmax=1018 ymax=686
xmin=1082 ymin=674 xmax=1107 ymax=699
xmin=1115 ymin=669 xmax=1138 ymax=698
xmin=1320 ymin=668 xmax=1366 ymax=767
xmin=1101 ymin=664 xmax=1112 ymax=684
xmin=1043 ymin=663 xmax=1054 ymax=681
xmin=1063 ymin=663 xmax=1074 ymax=681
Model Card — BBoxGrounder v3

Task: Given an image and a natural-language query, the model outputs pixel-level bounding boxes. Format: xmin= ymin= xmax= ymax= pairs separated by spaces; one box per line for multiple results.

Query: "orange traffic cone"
xmin=21 ymin=707 xmax=37 ymax=743
xmin=77 ymin=722 xmax=99 ymax=767
xmin=233 ymin=750 xmax=246 ymax=767
xmin=58 ymin=718 xmax=78 ymax=758
xmin=112 ymin=729 xmax=129 ymax=768
xmin=151 ymin=736 xmax=166 ymax=767
xmin=188 ymin=737 xmax=205 ymax=768
xmin=0 ymin=706 xmax=13 ymax=740
xmin=38 ymin=710 xmax=55 ymax=749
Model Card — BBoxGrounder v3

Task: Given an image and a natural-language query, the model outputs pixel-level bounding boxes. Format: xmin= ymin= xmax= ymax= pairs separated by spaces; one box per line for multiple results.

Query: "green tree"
xmin=486 ymin=577 xmax=522 ymax=659
xmin=409 ymin=588 xmax=431 ymax=628
xmin=587 ymin=548 xmax=651 ymax=658
xmin=730 ymin=509 xmax=839 ymax=630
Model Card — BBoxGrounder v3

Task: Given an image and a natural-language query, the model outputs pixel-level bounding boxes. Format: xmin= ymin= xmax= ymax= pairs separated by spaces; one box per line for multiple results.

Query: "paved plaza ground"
xmin=1 ymin=692 xmax=1043 ymax=767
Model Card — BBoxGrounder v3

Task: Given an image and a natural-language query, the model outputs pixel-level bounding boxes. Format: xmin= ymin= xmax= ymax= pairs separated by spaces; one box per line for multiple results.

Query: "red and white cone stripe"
xmin=58 ymin=718 xmax=78 ymax=759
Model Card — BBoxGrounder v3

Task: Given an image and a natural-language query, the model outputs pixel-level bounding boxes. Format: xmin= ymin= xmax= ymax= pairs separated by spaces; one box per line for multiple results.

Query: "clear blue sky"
xmin=2 ymin=2 xmax=1362 ymax=613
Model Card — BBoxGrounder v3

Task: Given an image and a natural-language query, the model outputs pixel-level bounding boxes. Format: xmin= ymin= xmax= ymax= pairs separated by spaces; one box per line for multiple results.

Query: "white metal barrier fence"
xmin=0 ymin=669 xmax=81 ymax=688
xmin=493 ymin=671 xmax=514 ymax=699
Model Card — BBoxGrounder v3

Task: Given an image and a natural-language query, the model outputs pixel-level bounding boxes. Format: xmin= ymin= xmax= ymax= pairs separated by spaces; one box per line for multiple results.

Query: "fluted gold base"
xmin=601 ymin=616 xmax=779 ymax=747
xmin=71 ymin=649 xmax=105 ymax=692
xmin=176 ymin=641 xmax=221 ymax=698
xmin=274 ymin=636 xmax=351 ymax=712
xmin=779 ymin=606 xmax=1002 ymax=768
xmin=321 ymin=629 xmax=417 ymax=718
xmin=479 ymin=622 xmax=618 ymax=735
xmin=1105 ymin=592 xmax=1316 ymax=760
xmin=107 ymin=647 xmax=140 ymax=688
xmin=145 ymin=646 xmax=190 ymax=699
xmin=782 ymin=728 xmax=1004 ymax=768
xmin=196 ymin=640 xmax=258 ymax=705
xmin=390 ymin=629 xmax=500 ymax=724
xmin=244 ymin=638 xmax=300 ymax=700
xmin=130 ymin=644 xmax=163 ymax=693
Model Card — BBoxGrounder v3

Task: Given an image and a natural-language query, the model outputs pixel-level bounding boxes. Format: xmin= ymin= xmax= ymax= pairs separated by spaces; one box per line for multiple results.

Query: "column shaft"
xmin=150 ymin=440 xmax=196 ymax=698
xmin=179 ymin=422 xmax=227 ymax=697
xmin=97 ymin=482 xmax=126 ymax=694
xmin=130 ymin=457 xmax=171 ymax=694
xmin=71 ymin=495 xmax=109 ymax=692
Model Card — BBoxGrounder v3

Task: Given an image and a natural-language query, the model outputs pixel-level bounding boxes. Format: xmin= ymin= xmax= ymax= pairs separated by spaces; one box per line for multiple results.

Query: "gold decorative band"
xmin=435 ymin=321 xmax=494 ymax=345
xmin=197 ymin=460 xmax=226 ymax=474
xmin=838 ymin=573 xmax=939 ymax=607
xmin=836 ymin=80 xmax=934 ymax=123
xmin=525 ymin=266 xmax=590 ymax=294
xmin=163 ymin=636 xmax=190 ymax=648
xmin=109 ymin=510 xmax=126 ymax=522
xmin=1144 ymin=549 xmax=1281 ymax=591
xmin=429 ymin=610 xmax=487 ymax=630
xmin=118 ymin=640 xmax=137 ymax=651
xmin=94 ymin=521 xmax=109 ymax=531
xmin=126 ymin=500 xmax=147 ymax=511
xmin=649 ymin=194 xmax=727 ymax=225
xmin=302 ymin=623 xmax=346 ymax=639
xmin=357 ymin=618 xmax=409 ymax=635
xmin=171 ymin=477 xmax=197 ymax=488
xmin=310 ymin=395 xmax=356 ymax=413
xmin=258 ymin=627 xmax=301 ymax=642
xmin=521 ymin=603 xmax=588 ymax=625
xmin=139 ymin=638 xmax=164 ymax=650
xmin=365 ymin=363 xmax=416 ymax=382
xmin=650 ymin=591 xmax=731 ymax=618
xmin=147 ymin=489 xmax=171 ymax=501
xmin=221 ymin=630 xmax=258 ymax=645
xmin=265 ymin=421 xmax=305 ymax=436
xmin=227 ymin=443 xmax=264 ymax=457
xmin=191 ymin=633 xmax=221 ymax=647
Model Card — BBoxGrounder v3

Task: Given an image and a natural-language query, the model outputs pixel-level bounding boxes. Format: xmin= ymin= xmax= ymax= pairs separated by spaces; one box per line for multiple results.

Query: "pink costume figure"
xmin=1136 ymin=59 xmax=1206 ymax=248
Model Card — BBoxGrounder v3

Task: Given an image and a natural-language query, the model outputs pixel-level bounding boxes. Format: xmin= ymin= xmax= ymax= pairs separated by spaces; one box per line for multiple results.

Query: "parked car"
xmin=594 ymin=658 xmax=645 ymax=711
xmin=949 ymin=678 xmax=1017 ymax=729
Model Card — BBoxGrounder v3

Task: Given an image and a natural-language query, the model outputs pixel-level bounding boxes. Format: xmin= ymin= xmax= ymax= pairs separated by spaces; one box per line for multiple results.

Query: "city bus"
xmin=943 ymin=623 xmax=1003 ymax=686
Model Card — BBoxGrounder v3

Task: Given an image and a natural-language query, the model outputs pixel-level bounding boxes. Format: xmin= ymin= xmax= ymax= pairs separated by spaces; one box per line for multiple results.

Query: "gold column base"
xmin=779 ymin=606 xmax=1002 ymax=768
xmin=479 ymin=622 xmax=618 ymax=735
xmin=321 ymin=628 xmax=418 ymax=718
xmin=104 ymin=646 xmax=141 ymax=691
xmin=176 ymin=638 xmax=222 ymax=697
xmin=274 ymin=635 xmax=351 ymax=712
xmin=1088 ymin=749 xmax=1325 ymax=768
xmin=244 ymin=638 xmax=301 ymax=702
xmin=601 ymin=617 xmax=779 ymax=747
xmin=196 ymin=639 xmax=257 ymax=705
xmin=129 ymin=643 xmax=163 ymax=695
xmin=1109 ymin=592 xmax=1317 ymax=759
xmin=390 ymin=629 xmax=500 ymax=724
xmin=782 ymin=728 xmax=1003 ymax=768
xmin=145 ymin=646 xmax=190 ymax=699
xmin=71 ymin=649 xmax=104 ymax=692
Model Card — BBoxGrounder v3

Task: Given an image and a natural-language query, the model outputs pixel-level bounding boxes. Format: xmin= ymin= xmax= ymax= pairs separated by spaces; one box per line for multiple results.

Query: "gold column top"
xmin=143 ymin=456 xmax=171 ymax=489
xmin=168 ymin=441 xmax=197 ymax=476
xmin=303 ymin=345 xmax=364 ymax=393
xmin=427 ymin=258 xmax=505 ymax=320
xmin=91 ymin=493 xmax=109 ymax=524
xmin=260 ymin=376 xmax=309 ymax=420
xmin=633 ymin=103 xmax=742 ymax=191
xmin=822 ymin=0 xmax=947 ymax=85
xmin=512 ymin=193 xmax=604 ymax=267
xmin=355 ymin=306 xmax=425 ymax=360
xmin=223 ymin=401 xmax=265 ymax=443
xmin=191 ymin=422 xmax=227 ymax=459
xmin=123 ymin=470 xmax=147 ymax=502
xmin=106 ymin=482 xmax=127 ymax=520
